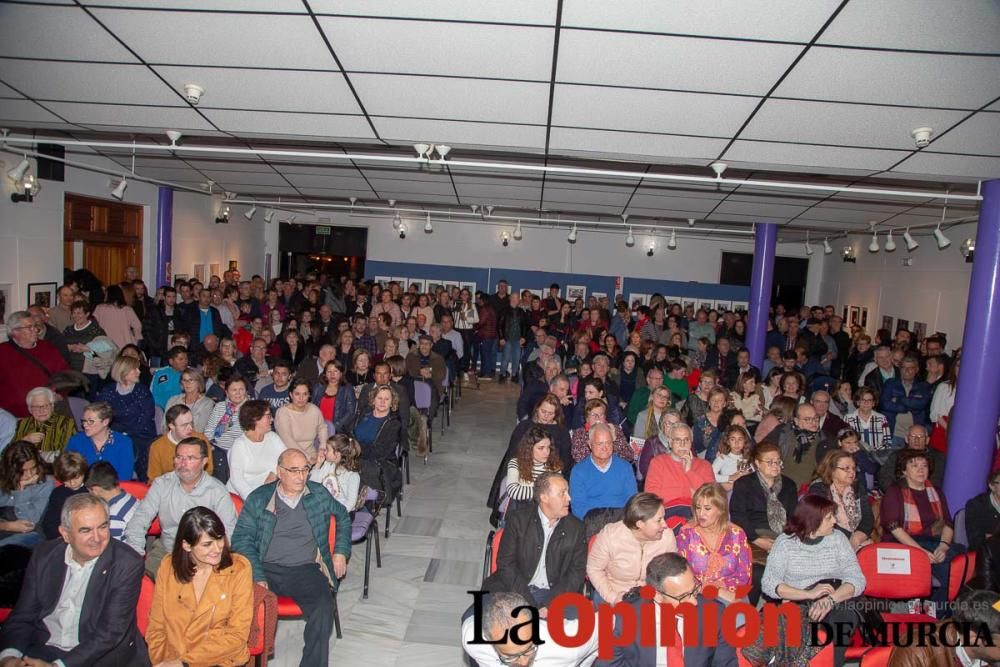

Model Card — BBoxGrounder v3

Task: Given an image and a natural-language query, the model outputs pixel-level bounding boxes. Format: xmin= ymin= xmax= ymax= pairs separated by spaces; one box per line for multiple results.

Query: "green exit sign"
xmin=315 ymin=226 xmax=331 ymax=235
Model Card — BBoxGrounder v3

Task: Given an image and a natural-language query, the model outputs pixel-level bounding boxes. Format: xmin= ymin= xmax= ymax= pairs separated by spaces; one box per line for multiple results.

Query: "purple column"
xmin=943 ymin=178 xmax=1000 ymax=512
xmin=746 ymin=222 xmax=777 ymax=368
xmin=155 ymin=187 xmax=173 ymax=288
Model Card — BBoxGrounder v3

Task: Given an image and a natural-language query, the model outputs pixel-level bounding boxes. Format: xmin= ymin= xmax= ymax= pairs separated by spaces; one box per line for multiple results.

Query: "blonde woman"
xmin=633 ymin=385 xmax=673 ymax=441
xmin=676 ymin=483 xmax=751 ymax=604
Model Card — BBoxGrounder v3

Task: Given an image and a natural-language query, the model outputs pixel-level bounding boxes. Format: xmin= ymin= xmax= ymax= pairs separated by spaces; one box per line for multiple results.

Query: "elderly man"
xmin=296 ymin=342 xmax=336 ymax=386
xmin=591 ymin=354 xmax=619 ymax=399
xmin=231 ymin=448 xmax=351 ymax=667
xmin=862 ymin=345 xmax=898 ymax=394
xmin=517 ymin=355 xmax=562 ymax=422
xmin=549 ymin=374 xmax=575 ymax=425
xmin=0 ymin=494 xmax=149 ymax=666
xmin=146 ymin=404 xmax=213 ymax=481
xmin=234 ymin=337 xmax=274 ymax=387
xmin=0 ymin=311 xmax=69 ymax=418
xmin=811 ymin=389 xmax=847 ymax=438
xmin=483 ymin=472 xmax=586 ymax=611
xmin=880 ymin=355 xmax=931 ymax=444
xmin=28 ymin=305 xmax=69 ymax=363
xmin=878 ymin=424 xmax=945 ymax=492
xmin=405 ymin=334 xmax=446 ymax=420
xmin=569 ymin=424 xmax=637 ymax=520
xmin=763 ymin=402 xmax=833 ymax=484
xmin=125 ymin=436 xmax=235 ymax=576
xmin=606 ymin=553 xmax=738 ymax=667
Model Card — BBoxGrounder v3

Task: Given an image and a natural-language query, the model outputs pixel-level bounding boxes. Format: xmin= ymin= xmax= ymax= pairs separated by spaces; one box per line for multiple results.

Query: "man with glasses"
xmin=761 ymin=403 xmax=834 ymax=484
xmin=810 ymin=390 xmax=847 ymax=439
xmin=232 ymin=448 xmax=351 ymax=667
xmin=125 ymin=436 xmax=235 ymax=576
xmin=879 ymin=355 xmax=932 ymax=447
xmin=878 ymin=424 xmax=945 ymax=492
xmin=606 ymin=552 xmax=737 ymax=666
xmin=0 ymin=311 xmax=69 ymax=418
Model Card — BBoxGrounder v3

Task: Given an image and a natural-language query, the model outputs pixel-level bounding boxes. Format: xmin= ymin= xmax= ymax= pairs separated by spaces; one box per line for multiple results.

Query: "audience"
xmin=13 ymin=387 xmax=76 ymax=464
xmin=878 ymin=423 xmax=945 ymax=492
xmin=645 ymin=423 xmax=714 ymax=512
xmin=350 ymin=384 xmax=404 ymax=503
xmin=503 ymin=426 xmax=562 ymax=519
xmin=712 ymin=424 xmax=754 ymax=491
xmin=204 ymin=374 xmax=251 ymax=483
xmin=163 ymin=366 xmax=215 ymax=433
xmin=676 ymin=483 xmax=752 ymax=604
xmin=276 ymin=377 xmax=328 ymax=463
xmin=636 ymin=409 xmax=681 ymax=481
xmin=0 ymin=311 xmax=69 ymax=418
xmin=569 ymin=399 xmax=631 ymax=464
xmin=311 ymin=360 xmax=357 ymax=435
xmin=227 ymin=399 xmax=288 ymax=500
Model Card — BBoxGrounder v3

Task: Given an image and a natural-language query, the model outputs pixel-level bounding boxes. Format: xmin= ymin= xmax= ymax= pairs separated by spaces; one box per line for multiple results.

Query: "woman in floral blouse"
xmin=675 ymin=482 xmax=751 ymax=604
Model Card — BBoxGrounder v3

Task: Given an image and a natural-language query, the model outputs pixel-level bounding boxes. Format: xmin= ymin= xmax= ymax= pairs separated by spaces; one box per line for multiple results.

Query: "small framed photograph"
xmin=0 ymin=283 xmax=11 ymax=340
xmin=699 ymin=301 xmax=714 ymax=313
xmin=896 ymin=318 xmax=910 ymax=333
xmin=426 ymin=282 xmax=442 ymax=294
xmin=913 ymin=321 xmax=927 ymax=341
xmin=566 ymin=285 xmax=587 ymax=301
xmin=27 ymin=282 xmax=57 ymax=309
xmin=683 ymin=299 xmax=696 ymax=312
xmin=209 ymin=263 xmax=221 ymax=280
xmin=732 ymin=301 xmax=748 ymax=313
xmin=714 ymin=300 xmax=732 ymax=312
xmin=228 ymin=260 xmax=238 ymax=271
xmin=628 ymin=293 xmax=649 ymax=308
xmin=193 ymin=263 xmax=206 ymax=284
xmin=881 ymin=315 xmax=894 ymax=332
xmin=444 ymin=281 xmax=459 ymax=293
xmin=460 ymin=281 xmax=477 ymax=294
xmin=848 ymin=306 xmax=861 ymax=327
xmin=592 ymin=291 xmax=608 ymax=302
xmin=408 ymin=279 xmax=425 ymax=293
xmin=527 ymin=288 xmax=543 ymax=300
xmin=374 ymin=276 xmax=390 ymax=286
xmin=391 ymin=277 xmax=407 ymax=287
xmin=860 ymin=307 xmax=869 ymax=329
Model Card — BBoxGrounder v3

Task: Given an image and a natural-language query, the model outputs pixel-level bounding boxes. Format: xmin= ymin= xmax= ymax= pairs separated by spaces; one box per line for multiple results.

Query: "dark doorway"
xmin=720 ymin=252 xmax=810 ymax=312
xmin=278 ymin=223 xmax=367 ymax=280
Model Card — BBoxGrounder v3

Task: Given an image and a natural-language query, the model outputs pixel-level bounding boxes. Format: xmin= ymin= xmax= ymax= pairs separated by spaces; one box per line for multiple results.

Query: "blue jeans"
xmin=479 ymin=338 xmax=498 ymax=378
xmin=498 ymin=339 xmax=521 ymax=376
xmin=0 ymin=531 xmax=43 ymax=549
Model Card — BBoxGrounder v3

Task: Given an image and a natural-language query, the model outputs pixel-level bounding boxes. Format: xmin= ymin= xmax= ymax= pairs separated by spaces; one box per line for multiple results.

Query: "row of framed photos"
xmin=629 ymin=295 xmax=749 ymax=313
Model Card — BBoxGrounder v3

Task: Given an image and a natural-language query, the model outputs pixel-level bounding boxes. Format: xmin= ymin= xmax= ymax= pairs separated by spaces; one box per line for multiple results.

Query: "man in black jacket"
xmin=483 ymin=472 xmax=586 ymax=611
xmin=143 ymin=286 xmax=184 ymax=362
xmin=180 ymin=289 xmax=230 ymax=344
xmin=0 ymin=494 xmax=149 ymax=667
xmin=497 ymin=293 xmax=531 ymax=384
xmin=703 ymin=336 xmax=738 ymax=389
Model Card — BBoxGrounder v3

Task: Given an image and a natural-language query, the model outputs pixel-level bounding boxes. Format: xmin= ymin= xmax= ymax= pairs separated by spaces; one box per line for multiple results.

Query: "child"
xmin=309 ymin=434 xmax=362 ymax=511
xmin=85 ymin=461 xmax=138 ymax=541
xmin=712 ymin=425 xmax=753 ymax=492
xmin=41 ymin=451 xmax=89 ymax=539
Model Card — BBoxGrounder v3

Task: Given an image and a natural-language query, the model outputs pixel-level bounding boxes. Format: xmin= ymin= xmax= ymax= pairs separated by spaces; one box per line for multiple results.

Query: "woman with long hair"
xmin=809 ymin=450 xmax=875 ymax=550
xmin=0 ymin=441 xmax=53 ymax=548
xmin=347 ymin=348 xmax=374 ymax=390
xmin=502 ymin=427 xmax=562 ymax=518
xmin=93 ymin=284 xmax=143 ymax=349
xmin=730 ymin=369 xmax=765 ymax=426
xmin=310 ymin=434 xmax=362 ymax=511
xmin=676 ymin=483 xmax=751 ymax=604
xmin=311 ymin=360 xmax=357 ymax=435
xmin=692 ymin=386 xmax=729 ymax=461
xmin=276 ymin=378 xmax=328 ymax=464
xmin=712 ymin=425 xmax=753 ymax=491
xmin=280 ymin=328 xmax=308 ymax=370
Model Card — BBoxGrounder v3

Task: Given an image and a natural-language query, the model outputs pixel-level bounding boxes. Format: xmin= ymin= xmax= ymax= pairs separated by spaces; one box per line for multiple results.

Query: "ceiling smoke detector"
xmin=183 ymin=84 xmax=205 ymax=105
xmin=911 ymin=127 xmax=933 ymax=148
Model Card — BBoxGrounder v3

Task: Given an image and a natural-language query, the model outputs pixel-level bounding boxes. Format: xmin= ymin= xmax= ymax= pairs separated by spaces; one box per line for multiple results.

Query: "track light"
xmin=392 ymin=212 xmax=401 ymax=230
xmin=625 ymin=227 xmax=635 ymax=247
xmin=933 ymin=225 xmax=951 ymax=249
xmin=486 ymin=205 xmax=495 ymax=218
xmin=349 ymin=196 xmax=357 ymax=210
xmin=884 ymin=230 xmax=896 ymax=252
xmin=842 ymin=246 xmax=856 ymax=263
xmin=513 ymin=221 xmax=522 ymax=240
xmin=869 ymin=231 xmax=880 ymax=253
xmin=805 ymin=233 xmax=814 ymax=256
xmin=7 ymin=158 xmax=30 ymax=183
xmin=646 ymin=241 xmax=655 ymax=257
xmin=399 ymin=223 xmax=407 ymax=239
xmin=436 ymin=144 xmax=451 ymax=160
xmin=215 ymin=206 xmax=230 ymax=224
xmin=688 ymin=218 xmax=696 ymax=227
xmin=961 ymin=238 xmax=975 ymax=262
xmin=823 ymin=238 xmax=833 ymax=255
xmin=263 ymin=209 xmax=274 ymax=223
xmin=111 ymin=177 xmax=127 ymax=200
xmin=568 ymin=224 xmax=578 ymax=243
xmin=413 ymin=143 xmax=430 ymax=159
xmin=423 ymin=212 xmax=433 ymax=233
xmin=501 ymin=231 xmax=510 ymax=247
xmin=244 ymin=204 xmax=256 ymax=221
xmin=667 ymin=229 xmax=677 ymax=249
xmin=903 ymin=228 xmax=919 ymax=251
xmin=10 ymin=172 xmax=37 ymax=203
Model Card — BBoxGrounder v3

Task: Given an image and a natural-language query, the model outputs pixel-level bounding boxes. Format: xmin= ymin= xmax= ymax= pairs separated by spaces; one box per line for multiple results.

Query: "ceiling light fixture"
xmin=423 ymin=212 xmax=433 ymax=233
xmin=388 ymin=199 xmax=396 ymax=208
xmin=183 ymin=84 xmax=205 ymax=105
xmin=349 ymin=196 xmax=357 ymax=210
xmin=10 ymin=172 xmax=38 ymax=203
xmin=7 ymin=157 xmax=29 ymax=183
xmin=215 ymin=206 xmax=230 ymax=224
xmin=869 ymin=230 xmax=880 ymax=253
xmin=399 ymin=223 xmax=407 ymax=239
xmin=392 ymin=212 xmax=401 ymax=230
xmin=933 ymin=225 xmax=951 ymax=249
xmin=111 ymin=177 xmax=128 ymax=200
xmin=625 ymin=227 xmax=635 ymax=247
xmin=501 ymin=231 xmax=510 ymax=247
xmin=486 ymin=205 xmax=495 ymax=218
xmin=961 ymin=238 xmax=975 ymax=263
xmin=884 ymin=230 xmax=896 ymax=252
xmin=903 ymin=228 xmax=919 ymax=251
xmin=647 ymin=241 xmax=655 ymax=257
xmin=842 ymin=246 xmax=856 ymax=263
xmin=567 ymin=224 xmax=578 ymax=243
xmin=513 ymin=221 xmax=522 ymax=240
xmin=823 ymin=238 xmax=833 ymax=255
xmin=436 ymin=144 xmax=451 ymax=160
xmin=688 ymin=218 xmax=696 ymax=227
xmin=667 ymin=229 xmax=677 ymax=249
xmin=244 ymin=203 xmax=257 ymax=221
xmin=413 ymin=143 xmax=430 ymax=159
xmin=911 ymin=126 xmax=934 ymax=148
xmin=263 ymin=209 xmax=274 ymax=223
xmin=805 ymin=232 xmax=814 ymax=256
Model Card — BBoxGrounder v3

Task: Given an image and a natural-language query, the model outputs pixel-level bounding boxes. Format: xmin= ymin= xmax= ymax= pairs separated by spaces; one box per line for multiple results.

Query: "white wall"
xmin=818 ymin=223 xmax=976 ymax=345
xmin=170 ymin=194 xmax=266 ymax=285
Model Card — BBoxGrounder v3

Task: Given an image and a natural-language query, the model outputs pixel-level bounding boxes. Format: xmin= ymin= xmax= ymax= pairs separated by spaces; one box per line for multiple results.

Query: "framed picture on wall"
xmin=193 ymin=263 xmax=206 ymax=284
xmin=566 ymin=285 xmax=587 ymax=301
xmin=699 ymin=300 xmax=714 ymax=313
xmin=592 ymin=291 xmax=608 ymax=303
xmin=209 ymin=263 xmax=221 ymax=281
xmin=714 ymin=300 xmax=732 ymax=312
xmin=408 ymin=279 xmax=425 ymax=293
xmin=860 ymin=307 xmax=869 ymax=329
xmin=683 ymin=299 xmax=696 ymax=312
xmin=0 ymin=283 xmax=11 ymax=340
xmin=443 ymin=281 xmax=459 ymax=293
xmin=390 ymin=277 xmax=407 ymax=287
xmin=896 ymin=318 xmax=910 ymax=333
xmin=848 ymin=306 xmax=861 ymax=327
xmin=526 ymin=288 xmax=543 ymax=300
xmin=228 ymin=260 xmax=238 ymax=271
xmin=881 ymin=315 xmax=894 ymax=333
xmin=914 ymin=321 xmax=927 ymax=341
xmin=628 ymin=293 xmax=648 ymax=308
xmin=374 ymin=276 xmax=390 ymax=286
xmin=27 ymin=282 xmax=57 ymax=309
xmin=460 ymin=281 xmax=476 ymax=294
xmin=732 ymin=301 xmax=748 ymax=313
xmin=426 ymin=282 xmax=442 ymax=294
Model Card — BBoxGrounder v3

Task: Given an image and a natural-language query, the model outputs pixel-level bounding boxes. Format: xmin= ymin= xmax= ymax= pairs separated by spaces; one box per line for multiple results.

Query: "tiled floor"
xmin=270 ymin=379 xmax=516 ymax=666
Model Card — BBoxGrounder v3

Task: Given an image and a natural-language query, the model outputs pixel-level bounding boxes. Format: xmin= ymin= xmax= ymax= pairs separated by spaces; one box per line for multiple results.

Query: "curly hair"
xmin=0 ymin=441 xmax=47 ymax=494
xmin=368 ymin=384 xmax=399 ymax=413
xmin=515 ymin=426 xmax=561 ymax=482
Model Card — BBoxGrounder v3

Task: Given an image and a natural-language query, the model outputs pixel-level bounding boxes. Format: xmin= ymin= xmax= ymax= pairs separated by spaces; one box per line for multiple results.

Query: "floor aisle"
xmin=270 ymin=379 xmax=516 ymax=666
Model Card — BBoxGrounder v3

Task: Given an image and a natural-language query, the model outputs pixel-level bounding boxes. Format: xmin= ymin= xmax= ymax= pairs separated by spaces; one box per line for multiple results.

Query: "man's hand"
xmin=22 ymin=432 xmax=44 ymax=445
xmin=332 ymin=554 xmax=347 ymax=579
xmin=22 ymin=658 xmax=55 ymax=667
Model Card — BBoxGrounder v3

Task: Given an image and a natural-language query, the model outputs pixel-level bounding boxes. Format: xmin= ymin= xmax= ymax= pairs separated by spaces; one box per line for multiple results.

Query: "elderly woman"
xmin=227 ymin=400 xmax=286 ymax=500
xmin=845 ymin=386 xmax=893 ymax=457
xmin=880 ymin=448 xmax=963 ymax=611
xmin=97 ymin=353 xmax=156 ymax=481
xmin=637 ymin=409 xmax=682 ymax=482
xmin=65 ymin=401 xmax=134 ymax=481
xmin=146 ymin=506 xmax=253 ymax=667
xmin=63 ymin=299 xmax=109 ymax=396
xmin=809 ymin=450 xmax=875 ymax=550
xmin=730 ymin=442 xmax=798 ymax=567
xmin=311 ymin=360 xmax=357 ymax=435
xmin=633 ymin=385 xmax=673 ymax=441
xmin=275 ymin=378 xmax=328 ymax=464
xmin=569 ymin=399 xmax=632 ymax=464
xmin=693 ymin=386 xmax=729 ymax=462
xmin=757 ymin=494 xmax=866 ymax=666
xmin=347 ymin=348 xmax=374 ymax=391
xmin=13 ymin=387 xmax=76 ymax=463
xmin=676 ymin=483 xmax=751 ymax=604
xmin=502 ymin=426 xmax=562 ymax=518
xmin=0 ymin=441 xmax=54 ymax=548
xmin=644 ymin=423 xmax=714 ymax=512
xmin=350 ymin=384 xmax=404 ymax=500
xmin=587 ymin=492 xmax=677 ymax=604
xmin=164 ymin=367 xmax=215 ymax=434
xmin=204 ymin=375 xmax=251 ymax=484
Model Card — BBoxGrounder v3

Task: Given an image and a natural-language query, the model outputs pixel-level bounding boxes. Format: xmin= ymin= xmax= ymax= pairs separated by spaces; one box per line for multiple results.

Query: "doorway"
xmin=63 ymin=194 xmax=143 ymax=285
xmin=278 ymin=223 xmax=367 ymax=280
xmin=720 ymin=252 xmax=810 ymax=311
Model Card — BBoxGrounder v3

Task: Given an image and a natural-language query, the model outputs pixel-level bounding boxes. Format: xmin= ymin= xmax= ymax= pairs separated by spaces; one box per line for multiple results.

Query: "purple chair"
xmin=154 ymin=406 xmax=165 ymax=436
xmin=67 ymin=396 xmax=89 ymax=431
xmin=352 ymin=488 xmax=383 ymax=599
xmin=413 ymin=380 xmax=433 ymax=456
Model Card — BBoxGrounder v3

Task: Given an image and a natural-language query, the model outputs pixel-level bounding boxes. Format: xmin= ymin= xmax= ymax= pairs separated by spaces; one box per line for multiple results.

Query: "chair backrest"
xmin=953 ymin=508 xmax=968 ymax=548
xmin=230 ymin=492 xmax=244 ymax=515
xmin=948 ymin=551 xmax=977 ymax=601
xmin=154 ymin=406 xmax=165 ymax=436
xmin=490 ymin=527 xmax=504 ymax=575
xmin=412 ymin=380 xmax=432 ymax=409
xmin=68 ymin=396 xmax=89 ymax=431
xmin=136 ymin=574 xmax=155 ymax=636
xmin=856 ymin=543 xmax=932 ymax=599
xmin=120 ymin=480 xmax=150 ymax=500
xmin=325 ymin=420 xmax=336 ymax=437
xmin=327 ymin=516 xmax=338 ymax=563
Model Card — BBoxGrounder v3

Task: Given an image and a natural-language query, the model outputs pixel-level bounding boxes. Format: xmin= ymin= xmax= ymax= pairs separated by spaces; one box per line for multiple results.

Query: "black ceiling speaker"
xmin=35 ymin=143 xmax=65 ymax=182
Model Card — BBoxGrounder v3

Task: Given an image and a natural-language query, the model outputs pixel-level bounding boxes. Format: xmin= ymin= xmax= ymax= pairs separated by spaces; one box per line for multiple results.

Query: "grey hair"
xmin=667 ymin=422 xmax=693 ymax=440
xmin=483 ymin=591 xmax=534 ymax=640
xmin=5 ymin=310 xmax=31 ymax=330
xmin=659 ymin=409 xmax=682 ymax=430
xmin=60 ymin=493 xmax=108 ymax=530
xmin=542 ymin=356 xmax=562 ymax=372
xmin=25 ymin=386 xmax=57 ymax=408
xmin=533 ymin=471 xmax=565 ymax=501
xmin=588 ymin=422 xmax=613 ymax=446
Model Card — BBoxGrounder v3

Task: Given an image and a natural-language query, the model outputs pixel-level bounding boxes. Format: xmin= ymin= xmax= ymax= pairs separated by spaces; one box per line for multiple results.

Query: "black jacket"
xmin=730 ymin=473 xmax=798 ymax=541
xmin=0 ymin=538 xmax=150 ymax=667
xmin=357 ymin=381 xmax=410 ymax=451
xmin=703 ymin=348 xmax=738 ymax=388
xmin=965 ymin=491 xmax=1000 ymax=552
xmin=180 ymin=304 xmax=231 ymax=343
xmin=349 ymin=409 xmax=403 ymax=498
xmin=808 ymin=479 xmax=875 ymax=538
xmin=497 ymin=305 xmax=530 ymax=343
xmin=234 ymin=354 xmax=275 ymax=386
xmin=142 ymin=303 xmax=184 ymax=357
xmin=482 ymin=503 xmax=586 ymax=603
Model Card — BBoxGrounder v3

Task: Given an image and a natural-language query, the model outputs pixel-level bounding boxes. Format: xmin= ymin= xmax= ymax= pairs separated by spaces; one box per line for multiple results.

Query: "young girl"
xmin=310 ymin=434 xmax=362 ymax=511
xmin=712 ymin=425 xmax=753 ymax=491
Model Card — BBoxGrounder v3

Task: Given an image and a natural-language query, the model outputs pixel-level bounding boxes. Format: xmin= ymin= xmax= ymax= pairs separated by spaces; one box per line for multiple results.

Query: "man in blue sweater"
xmin=150 ymin=346 xmax=188 ymax=409
xmin=569 ymin=423 xmax=637 ymax=520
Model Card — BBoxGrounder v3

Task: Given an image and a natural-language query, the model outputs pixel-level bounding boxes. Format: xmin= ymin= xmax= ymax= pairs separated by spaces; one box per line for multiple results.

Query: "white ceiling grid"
xmin=0 ymin=0 xmax=995 ymax=237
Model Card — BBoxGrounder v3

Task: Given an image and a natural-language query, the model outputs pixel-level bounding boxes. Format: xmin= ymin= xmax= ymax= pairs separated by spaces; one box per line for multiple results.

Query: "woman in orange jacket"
xmin=146 ymin=506 xmax=254 ymax=667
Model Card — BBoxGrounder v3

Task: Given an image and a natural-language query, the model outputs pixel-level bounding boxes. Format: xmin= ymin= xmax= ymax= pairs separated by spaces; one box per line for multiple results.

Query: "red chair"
xmin=248 ymin=584 xmax=277 ymax=667
xmin=860 ymin=645 xmax=892 ymax=666
xmin=0 ymin=608 xmax=11 ymax=624
xmin=947 ymin=551 xmax=977 ymax=601
xmin=120 ymin=481 xmax=161 ymax=536
xmin=482 ymin=528 xmax=505 ymax=584
xmin=136 ymin=574 xmax=155 ymax=636
xmin=230 ymin=492 xmax=244 ymax=515
xmin=275 ymin=516 xmax=342 ymax=639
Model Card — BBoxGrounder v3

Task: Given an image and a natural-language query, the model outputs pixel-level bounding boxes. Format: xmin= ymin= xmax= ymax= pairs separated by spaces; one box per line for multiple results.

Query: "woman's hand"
xmin=809 ymin=583 xmax=836 ymax=600
xmin=930 ymin=543 xmax=949 ymax=564
xmin=152 ymin=660 xmax=185 ymax=667
xmin=22 ymin=432 xmax=44 ymax=445
xmin=808 ymin=595 xmax=834 ymax=622
xmin=849 ymin=531 xmax=871 ymax=551
xmin=0 ymin=520 xmax=34 ymax=534
xmin=752 ymin=537 xmax=774 ymax=552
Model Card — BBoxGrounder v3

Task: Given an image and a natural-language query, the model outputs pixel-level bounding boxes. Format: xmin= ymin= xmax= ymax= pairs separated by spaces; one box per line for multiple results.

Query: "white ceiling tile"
xmin=45 ymin=102 xmax=215 ymax=131
xmin=372 ymin=190 xmax=458 ymax=206
xmin=718 ymin=159 xmax=879 ymax=179
xmin=1 ymin=61 xmax=181 ymax=105
xmin=154 ymin=67 xmax=362 ymax=114
xmin=817 ymin=0 xmax=1000 ymax=54
xmin=201 ymin=170 xmax=289 ymax=187
xmin=91 ymin=9 xmax=335 ymax=69
xmin=297 ymin=187 xmax=381 ymax=199
xmin=182 ymin=159 xmax=275 ymax=173
xmin=128 ymin=167 xmax=207 ymax=182
xmin=627 ymin=194 xmax=722 ymax=213
xmin=365 ymin=179 xmax=456 ymax=196
xmin=0 ymin=5 xmax=139 ymax=62
xmin=82 ymin=0 xmax=306 ymax=9
xmin=549 ymin=127 xmax=728 ymax=162
xmin=320 ymin=18 xmax=553 ymax=81
xmin=891 ymin=152 xmax=1000 ymax=179
xmin=0 ymin=99 xmax=63 ymax=123
xmin=561 ymin=0 xmax=841 ymax=41
xmin=775 ymin=48 xmax=1000 ymax=109
xmin=355 ymin=74 xmax=549 ymax=124
xmin=989 ymin=102 xmax=1000 ymax=111
xmin=923 ymin=113 xmax=1000 ymax=156
xmin=453 ymin=183 xmax=542 ymax=202
xmin=715 ymin=200 xmax=810 ymax=219
xmin=553 ymin=85 xmax=758 ymax=136
xmin=557 ymin=30 xmax=801 ymax=95
xmin=360 ymin=167 xmax=457 ymax=183
xmin=373 ymin=117 xmax=547 ymax=151
xmin=308 ymin=0 xmax=558 ymax=25
xmin=543 ymin=186 xmax=632 ymax=208
xmin=723 ymin=140 xmax=905 ymax=172
xmin=743 ymin=99 xmax=968 ymax=150
xmin=543 ymin=201 xmax=624 ymax=215
xmin=200 ymin=109 xmax=375 ymax=140
xmin=285 ymin=174 xmax=371 ymax=189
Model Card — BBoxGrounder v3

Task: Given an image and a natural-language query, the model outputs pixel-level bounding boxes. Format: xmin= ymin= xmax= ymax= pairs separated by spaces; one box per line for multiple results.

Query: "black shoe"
xmin=498 ymin=374 xmax=508 ymax=384
xmin=511 ymin=374 xmax=519 ymax=383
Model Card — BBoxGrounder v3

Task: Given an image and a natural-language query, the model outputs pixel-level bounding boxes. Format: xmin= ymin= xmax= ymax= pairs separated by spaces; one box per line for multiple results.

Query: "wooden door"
xmin=64 ymin=194 xmax=143 ymax=285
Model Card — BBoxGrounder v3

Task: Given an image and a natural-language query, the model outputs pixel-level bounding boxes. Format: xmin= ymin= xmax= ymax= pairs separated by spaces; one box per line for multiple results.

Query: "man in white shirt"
xmin=462 ymin=591 xmax=598 ymax=666
xmin=0 ymin=494 xmax=149 ymax=666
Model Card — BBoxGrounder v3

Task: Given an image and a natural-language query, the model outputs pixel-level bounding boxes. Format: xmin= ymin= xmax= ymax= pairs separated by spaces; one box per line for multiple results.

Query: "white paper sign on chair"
xmin=876 ymin=547 xmax=912 ymax=575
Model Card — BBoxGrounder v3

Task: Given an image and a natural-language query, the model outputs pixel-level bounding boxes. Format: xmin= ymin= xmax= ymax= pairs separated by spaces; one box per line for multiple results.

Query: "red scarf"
xmin=900 ymin=481 xmax=942 ymax=535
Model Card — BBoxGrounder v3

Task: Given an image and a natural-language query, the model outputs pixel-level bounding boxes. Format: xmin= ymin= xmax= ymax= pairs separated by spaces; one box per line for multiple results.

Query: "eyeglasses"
xmin=174 ymin=455 xmax=205 ymax=463
xmin=758 ymin=459 xmax=783 ymax=467
xmin=658 ymin=582 xmax=702 ymax=603
xmin=494 ymin=642 xmax=538 ymax=665
xmin=81 ymin=418 xmax=101 ymax=425
xmin=279 ymin=465 xmax=312 ymax=476
xmin=29 ymin=403 xmax=53 ymax=410
xmin=835 ymin=466 xmax=857 ymax=473
xmin=798 ymin=415 xmax=820 ymax=422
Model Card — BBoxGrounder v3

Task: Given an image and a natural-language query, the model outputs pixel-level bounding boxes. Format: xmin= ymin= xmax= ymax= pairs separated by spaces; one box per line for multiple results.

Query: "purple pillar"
xmin=155 ymin=187 xmax=173 ymax=288
xmin=746 ymin=222 xmax=777 ymax=368
xmin=943 ymin=178 xmax=1000 ymax=512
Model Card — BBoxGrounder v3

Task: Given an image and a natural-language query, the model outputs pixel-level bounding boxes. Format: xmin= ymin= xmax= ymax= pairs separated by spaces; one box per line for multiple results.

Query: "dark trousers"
xmin=914 ymin=535 xmax=966 ymax=607
xmin=212 ymin=444 xmax=230 ymax=484
xmin=479 ymin=338 xmax=498 ymax=378
xmin=263 ymin=561 xmax=335 ymax=667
